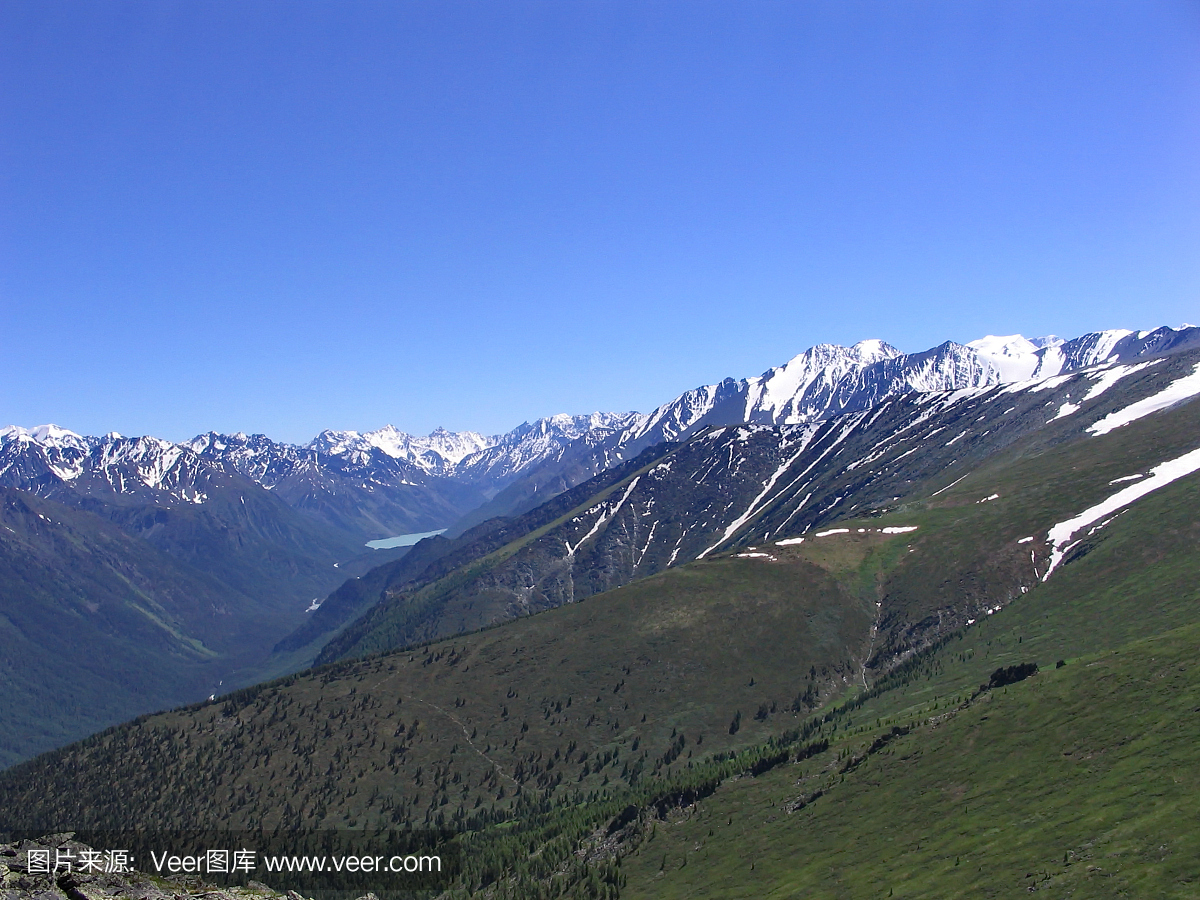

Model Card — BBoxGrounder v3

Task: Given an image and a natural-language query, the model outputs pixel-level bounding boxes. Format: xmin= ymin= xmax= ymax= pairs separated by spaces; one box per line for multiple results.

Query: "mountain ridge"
xmin=309 ymin=343 xmax=1200 ymax=666
xmin=8 ymin=326 xmax=1195 ymax=540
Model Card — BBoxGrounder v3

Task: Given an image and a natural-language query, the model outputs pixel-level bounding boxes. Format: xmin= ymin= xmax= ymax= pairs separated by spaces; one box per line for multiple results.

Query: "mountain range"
xmin=0 ymin=324 xmax=1197 ymax=769
xmin=7 ymin=327 xmax=1197 ymax=536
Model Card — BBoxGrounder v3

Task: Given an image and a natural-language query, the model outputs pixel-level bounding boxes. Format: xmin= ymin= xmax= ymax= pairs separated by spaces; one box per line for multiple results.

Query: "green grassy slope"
xmin=428 ymin=458 xmax=1200 ymax=898
xmin=619 ymin=620 xmax=1200 ymax=899
xmin=616 ymin=465 xmax=1200 ymax=898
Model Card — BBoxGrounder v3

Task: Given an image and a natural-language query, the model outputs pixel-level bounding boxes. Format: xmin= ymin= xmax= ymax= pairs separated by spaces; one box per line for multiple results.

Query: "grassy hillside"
xmin=619 ymin=619 xmax=1200 ymax=899
xmin=433 ymin=463 xmax=1200 ymax=898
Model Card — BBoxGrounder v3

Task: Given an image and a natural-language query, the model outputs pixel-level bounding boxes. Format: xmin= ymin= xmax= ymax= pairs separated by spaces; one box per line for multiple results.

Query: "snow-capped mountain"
xmin=459 ymin=325 xmax=1200 ymax=525
xmin=180 ymin=430 xmax=488 ymax=539
xmin=965 ymin=328 xmax=1199 ymax=383
xmin=0 ymin=427 xmax=220 ymax=504
xmin=187 ymin=326 xmax=1200 ymax=514
xmin=452 ymin=412 xmax=642 ymax=491
xmin=5 ymin=325 xmax=1197 ymax=539
xmin=316 ymin=340 xmax=1200 ymax=662
xmin=620 ymin=326 xmax=1200 ymax=451
xmin=307 ymin=425 xmax=494 ymax=476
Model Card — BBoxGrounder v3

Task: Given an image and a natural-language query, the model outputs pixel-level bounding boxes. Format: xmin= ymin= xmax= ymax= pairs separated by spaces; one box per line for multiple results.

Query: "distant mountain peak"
xmin=1028 ymin=335 xmax=1064 ymax=349
xmin=967 ymin=334 xmax=1040 ymax=355
xmin=850 ymin=338 xmax=902 ymax=360
xmin=0 ymin=423 xmax=86 ymax=446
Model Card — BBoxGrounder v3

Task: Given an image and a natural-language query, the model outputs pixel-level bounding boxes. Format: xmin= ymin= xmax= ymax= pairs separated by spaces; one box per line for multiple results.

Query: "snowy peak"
xmin=610 ymin=326 xmax=1199 ymax=463
xmin=0 ymin=427 xmax=218 ymax=501
xmin=183 ymin=431 xmax=302 ymax=485
xmin=744 ymin=340 xmax=902 ymax=423
xmin=5 ymin=325 xmax=1197 ymax=524
xmin=1027 ymin=335 xmax=1064 ymax=350
xmin=964 ymin=327 xmax=1199 ymax=386
xmin=307 ymin=425 xmax=493 ymax=474
xmin=505 ymin=412 xmax=639 ymax=442
xmin=967 ymin=335 xmax=1051 ymax=382
xmin=967 ymin=334 xmax=1045 ymax=356
xmin=850 ymin=338 xmax=903 ymax=363
xmin=373 ymin=425 xmax=493 ymax=467
xmin=0 ymin=423 xmax=90 ymax=452
xmin=453 ymin=412 xmax=643 ymax=489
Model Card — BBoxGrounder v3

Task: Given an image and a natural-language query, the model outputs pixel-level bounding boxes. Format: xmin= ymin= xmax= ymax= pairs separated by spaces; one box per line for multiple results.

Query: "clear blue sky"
xmin=2 ymin=1 xmax=1197 ymax=443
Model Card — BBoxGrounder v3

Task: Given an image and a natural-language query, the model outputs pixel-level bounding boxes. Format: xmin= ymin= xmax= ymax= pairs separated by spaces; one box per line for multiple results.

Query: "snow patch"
xmin=930 ymin=473 xmax=969 ymax=497
xmin=967 ymin=334 xmax=1042 ymax=382
xmin=1081 ymin=359 xmax=1161 ymax=402
xmin=1087 ymin=362 xmax=1200 ymax=436
xmin=1043 ymin=445 xmax=1200 ymax=580
xmin=565 ymin=476 xmax=641 ymax=556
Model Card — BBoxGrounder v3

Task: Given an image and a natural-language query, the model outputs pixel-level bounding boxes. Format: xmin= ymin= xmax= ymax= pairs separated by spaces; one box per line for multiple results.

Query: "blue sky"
xmin=2 ymin=1 xmax=1198 ymax=443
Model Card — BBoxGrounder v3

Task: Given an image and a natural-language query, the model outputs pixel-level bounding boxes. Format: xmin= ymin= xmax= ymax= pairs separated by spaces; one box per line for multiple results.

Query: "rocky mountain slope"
xmin=183 ymin=429 xmax=487 ymax=541
xmin=456 ymin=326 xmax=1200 ymax=525
xmin=314 ymin=344 xmax=1200 ymax=664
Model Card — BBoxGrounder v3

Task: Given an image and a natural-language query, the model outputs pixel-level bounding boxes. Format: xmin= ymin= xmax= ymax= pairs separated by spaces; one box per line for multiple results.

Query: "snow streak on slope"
xmin=1081 ymin=360 xmax=1162 ymax=402
xmin=696 ymin=426 xmax=823 ymax=558
xmin=1087 ymin=362 xmax=1200 ymax=436
xmin=611 ymin=327 xmax=1194 ymax=471
xmin=565 ymin=476 xmax=642 ymax=557
xmin=1043 ymin=445 xmax=1200 ymax=580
